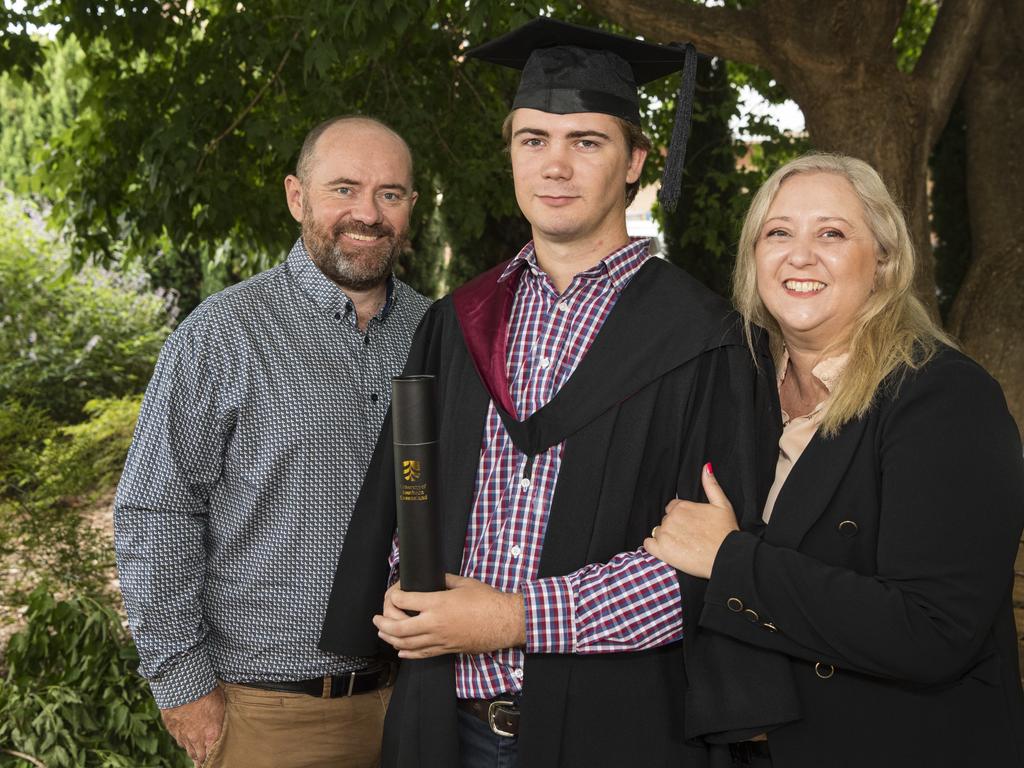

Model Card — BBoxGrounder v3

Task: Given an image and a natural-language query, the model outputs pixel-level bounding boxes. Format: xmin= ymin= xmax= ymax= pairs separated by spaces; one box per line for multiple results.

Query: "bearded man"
xmin=114 ymin=116 xmax=431 ymax=768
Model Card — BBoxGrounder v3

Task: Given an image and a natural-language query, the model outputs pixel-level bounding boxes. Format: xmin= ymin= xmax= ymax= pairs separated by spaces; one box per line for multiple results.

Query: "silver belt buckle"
xmin=487 ymin=699 xmax=517 ymax=738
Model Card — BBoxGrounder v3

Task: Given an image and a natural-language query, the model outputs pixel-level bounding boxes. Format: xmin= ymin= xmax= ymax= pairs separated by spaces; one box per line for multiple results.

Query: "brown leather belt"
xmin=237 ymin=662 xmax=396 ymax=698
xmin=457 ymin=695 xmax=520 ymax=737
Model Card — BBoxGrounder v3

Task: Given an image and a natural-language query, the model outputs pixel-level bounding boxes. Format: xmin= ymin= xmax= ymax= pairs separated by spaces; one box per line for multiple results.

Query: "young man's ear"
xmin=626 ymin=146 xmax=647 ymax=185
xmin=284 ymin=175 xmax=305 ymax=223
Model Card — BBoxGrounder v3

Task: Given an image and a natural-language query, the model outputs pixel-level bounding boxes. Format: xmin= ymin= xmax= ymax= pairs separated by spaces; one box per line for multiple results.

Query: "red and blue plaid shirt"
xmin=389 ymin=239 xmax=684 ymax=697
xmin=454 ymin=238 xmax=684 ymax=699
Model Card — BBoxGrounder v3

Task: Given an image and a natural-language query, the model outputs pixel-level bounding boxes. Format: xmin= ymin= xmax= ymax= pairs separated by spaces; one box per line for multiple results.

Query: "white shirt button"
xmin=557 ymin=301 xmax=570 ymax=312
xmin=538 ymin=357 xmax=550 ymax=369
xmin=511 ymin=545 xmax=522 ymax=558
xmin=513 ymin=667 xmax=524 ymax=680
xmin=520 ymin=477 xmax=531 ymax=490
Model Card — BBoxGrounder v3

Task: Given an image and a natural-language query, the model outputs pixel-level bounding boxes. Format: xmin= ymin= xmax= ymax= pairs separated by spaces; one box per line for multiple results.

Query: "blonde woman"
xmin=646 ymin=154 xmax=1024 ymax=767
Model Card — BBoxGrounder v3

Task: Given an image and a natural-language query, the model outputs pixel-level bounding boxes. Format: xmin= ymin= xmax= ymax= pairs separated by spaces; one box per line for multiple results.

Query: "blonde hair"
xmin=732 ymin=152 xmax=955 ymax=436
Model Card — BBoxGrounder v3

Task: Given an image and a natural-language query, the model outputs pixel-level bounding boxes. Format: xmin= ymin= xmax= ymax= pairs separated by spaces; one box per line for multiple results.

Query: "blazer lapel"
xmin=765 ymin=415 xmax=869 ymax=549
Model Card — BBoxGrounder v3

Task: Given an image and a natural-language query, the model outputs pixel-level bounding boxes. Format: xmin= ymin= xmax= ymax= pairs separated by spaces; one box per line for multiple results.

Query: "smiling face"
xmin=755 ymin=172 xmax=880 ymax=354
xmin=508 ymin=108 xmax=645 ymax=251
xmin=285 ymin=119 xmax=417 ymax=292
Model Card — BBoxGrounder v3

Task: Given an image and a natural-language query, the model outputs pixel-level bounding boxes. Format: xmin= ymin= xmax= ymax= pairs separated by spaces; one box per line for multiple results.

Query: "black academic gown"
xmin=321 ymin=257 xmax=796 ymax=767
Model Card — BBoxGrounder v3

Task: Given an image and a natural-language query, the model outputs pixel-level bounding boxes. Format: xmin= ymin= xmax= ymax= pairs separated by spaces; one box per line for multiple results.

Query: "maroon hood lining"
xmin=451 ymin=259 xmax=521 ymax=418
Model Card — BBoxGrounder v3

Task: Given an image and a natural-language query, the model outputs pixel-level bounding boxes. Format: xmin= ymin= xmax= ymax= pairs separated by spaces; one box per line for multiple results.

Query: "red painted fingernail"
xmin=704 ymin=462 xmax=714 ymax=476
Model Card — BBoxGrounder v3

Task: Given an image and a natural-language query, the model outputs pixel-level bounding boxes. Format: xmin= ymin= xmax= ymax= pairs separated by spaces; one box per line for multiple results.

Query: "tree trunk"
xmin=946 ymin=0 xmax=1024 ymax=675
xmin=950 ymin=0 xmax=1024 ymax=431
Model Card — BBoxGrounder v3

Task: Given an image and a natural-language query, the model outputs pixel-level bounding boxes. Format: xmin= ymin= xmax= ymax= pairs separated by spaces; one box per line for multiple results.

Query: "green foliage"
xmin=35 ymin=396 xmax=143 ymax=506
xmin=0 ymin=6 xmax=43 ymax=78
xmin=0 ymin=36 xmax=87 ymax=195
xmin=893 ymin=0 xmax=939 ymax=74
xmin=0 ymin=399 xmax=57 ymax=501
xmin=0 ymin=587 xmax=188 ymax=767
xmin=20 ymin=1 xmax=528 ymax=304
xmin=0 ymin=195 xmax=159 ymax=598
xmin=7 ymin=0 xmax=925 ymax=313
xmin=5 ymin=1 xmax=666 ymax=305
xmin=0 ymin=195 xmax=172 ymax=424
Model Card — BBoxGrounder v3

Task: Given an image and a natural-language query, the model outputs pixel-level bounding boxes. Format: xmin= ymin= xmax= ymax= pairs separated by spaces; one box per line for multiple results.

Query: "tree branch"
xmin=864 ymin=0 xmax=912 ymax=60
xmin=196 ymin=27 xmax=302 ymax=174
xmin=914 ymin=0 xmax=997 ymax=143
xmin=582 ymin=0 xmax=771 ymax=69
xmin=2 ymin=749 xmax=46 ymax=768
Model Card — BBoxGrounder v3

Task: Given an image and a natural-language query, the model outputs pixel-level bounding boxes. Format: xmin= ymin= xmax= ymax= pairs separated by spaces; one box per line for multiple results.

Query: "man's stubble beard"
xmin=302 ymin=201 xmax=407 ymax=292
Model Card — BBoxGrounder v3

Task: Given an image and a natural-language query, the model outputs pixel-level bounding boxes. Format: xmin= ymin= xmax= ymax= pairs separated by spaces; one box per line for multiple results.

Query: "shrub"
xmin=0 ymin=194 xmax=173 ymax=424
xmin=0 ymin=586 xmax=188 ymax=767
xmin=1 ymin=396 xmax=142 ymax=601
xmin=0 ymin=399 xmax=57 ymax=500
xmin=34 ymin=396 xmax=142 ymax=503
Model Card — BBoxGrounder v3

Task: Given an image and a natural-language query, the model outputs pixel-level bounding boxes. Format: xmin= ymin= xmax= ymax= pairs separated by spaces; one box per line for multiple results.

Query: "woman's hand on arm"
xmin=645 ymin=463 xmax=739 ymax=580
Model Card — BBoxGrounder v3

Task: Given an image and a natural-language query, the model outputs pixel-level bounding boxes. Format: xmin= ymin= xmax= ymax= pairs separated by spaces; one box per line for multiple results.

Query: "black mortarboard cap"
xmin=467 ymin=17 xmax=699 ymax=212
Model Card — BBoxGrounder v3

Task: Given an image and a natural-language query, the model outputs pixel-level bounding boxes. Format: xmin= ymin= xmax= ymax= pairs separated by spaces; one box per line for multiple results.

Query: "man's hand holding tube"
xmin=373 ymin=574 xmax=526 ymax=658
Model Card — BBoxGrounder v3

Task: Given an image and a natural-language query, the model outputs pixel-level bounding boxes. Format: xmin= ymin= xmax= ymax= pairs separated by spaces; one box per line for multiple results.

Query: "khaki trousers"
xmin=203 ymin=681 xmax=392 ymax=768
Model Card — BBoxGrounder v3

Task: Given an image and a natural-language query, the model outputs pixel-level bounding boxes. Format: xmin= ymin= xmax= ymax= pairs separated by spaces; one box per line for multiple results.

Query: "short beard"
xmin=301 ymin=202 xmax=406 ymax=292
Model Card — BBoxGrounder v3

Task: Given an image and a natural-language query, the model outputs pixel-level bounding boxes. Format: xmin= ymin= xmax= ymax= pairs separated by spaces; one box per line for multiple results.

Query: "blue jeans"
xmin=457 ymin=708 xmax=519 ymax=768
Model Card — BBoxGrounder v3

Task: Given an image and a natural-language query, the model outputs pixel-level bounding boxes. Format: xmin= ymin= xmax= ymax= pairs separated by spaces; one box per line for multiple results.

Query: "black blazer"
xmin=702 ymin=347 xmax=1024 ymax=767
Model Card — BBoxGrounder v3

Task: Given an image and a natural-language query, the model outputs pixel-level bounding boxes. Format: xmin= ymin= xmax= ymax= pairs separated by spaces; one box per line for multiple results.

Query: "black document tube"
xmin=392 ymin=375 xmax=444 ymax=593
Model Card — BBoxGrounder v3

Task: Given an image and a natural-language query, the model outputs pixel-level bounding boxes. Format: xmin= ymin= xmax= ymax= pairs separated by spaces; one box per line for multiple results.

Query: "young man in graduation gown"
xmin=321 ymin=18 xmax=791 ymax=768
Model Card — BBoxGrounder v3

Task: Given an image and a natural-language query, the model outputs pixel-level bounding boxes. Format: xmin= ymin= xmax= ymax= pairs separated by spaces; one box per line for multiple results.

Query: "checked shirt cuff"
xmin=522 ymin=550 xmax=684 ymax=656
xmin=521 ymin=576 xmax=576 ymax=654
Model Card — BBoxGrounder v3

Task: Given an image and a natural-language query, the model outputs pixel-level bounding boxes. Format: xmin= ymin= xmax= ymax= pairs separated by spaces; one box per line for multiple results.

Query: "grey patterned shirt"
xmin=114 ymin=238 xmax=431 ymax=709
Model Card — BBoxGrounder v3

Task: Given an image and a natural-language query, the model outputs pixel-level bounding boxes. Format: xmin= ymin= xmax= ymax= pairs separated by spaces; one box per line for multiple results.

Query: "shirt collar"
xmin=777 ymin=347 xmax=850 ymax=394
xmin=287 ymin=238 xmax=396 ymax=324
xmin=498 ymin=237 xmax=652 ymax=293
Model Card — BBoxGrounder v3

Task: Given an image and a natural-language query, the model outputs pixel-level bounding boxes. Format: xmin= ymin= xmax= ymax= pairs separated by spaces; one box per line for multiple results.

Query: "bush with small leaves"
xmin=0 ymin=587 xmax=188 ymax=767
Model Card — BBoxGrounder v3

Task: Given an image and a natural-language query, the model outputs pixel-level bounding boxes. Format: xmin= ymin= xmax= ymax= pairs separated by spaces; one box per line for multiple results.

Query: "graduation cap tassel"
xmin=657 ymin=43 xmax=698 ymax=214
